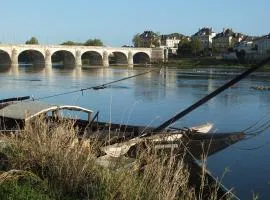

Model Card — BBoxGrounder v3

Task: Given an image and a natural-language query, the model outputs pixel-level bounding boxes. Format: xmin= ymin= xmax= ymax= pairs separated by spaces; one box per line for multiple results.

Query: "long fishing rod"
xmin=31 ymin=67 xmax=161 ymax=101
xmin=153 ymin=57 xmax=270 ymax=133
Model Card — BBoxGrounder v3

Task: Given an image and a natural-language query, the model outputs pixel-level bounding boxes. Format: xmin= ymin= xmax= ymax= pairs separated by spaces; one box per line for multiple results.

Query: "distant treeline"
xmin=22 ymin=36 xmax=104 ymax=46
xmin=60 ymin=39 xmax=104 ymax=46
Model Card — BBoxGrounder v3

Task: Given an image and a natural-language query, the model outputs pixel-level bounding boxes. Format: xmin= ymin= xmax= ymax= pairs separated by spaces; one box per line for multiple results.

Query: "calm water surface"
xmin=1 ymin=65 xmax=270 ymax=199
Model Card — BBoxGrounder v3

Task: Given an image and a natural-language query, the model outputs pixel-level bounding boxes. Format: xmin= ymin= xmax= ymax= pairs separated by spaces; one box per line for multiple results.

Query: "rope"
xmin=27 ymin=67 xmax=161 ymax=102
xmin=242 ymin=111 xmax=270 ymax=133
xmin=230 ymin=140 xmax=270 ymax=151
xmin=179 ymin=139 xmax=241 ymax=200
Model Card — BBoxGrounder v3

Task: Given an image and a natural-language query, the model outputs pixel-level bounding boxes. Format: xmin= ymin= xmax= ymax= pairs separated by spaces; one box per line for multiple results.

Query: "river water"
xmin=1 ymin=65 xmax=270 ymax=199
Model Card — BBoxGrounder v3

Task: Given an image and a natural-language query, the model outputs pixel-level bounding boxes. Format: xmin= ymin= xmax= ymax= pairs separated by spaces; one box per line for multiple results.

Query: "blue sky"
xmin=0 ymin=0 xmax=269 ymax=46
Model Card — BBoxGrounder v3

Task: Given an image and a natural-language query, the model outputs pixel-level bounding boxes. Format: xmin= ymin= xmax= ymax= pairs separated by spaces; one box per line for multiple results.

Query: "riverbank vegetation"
xmin=0 ymin=119 xmax=229 ymax=200
xmin=164 ymin=57 xmax=270 ymax=70
xmin=166 ymin=57 xmax=239 ymax=68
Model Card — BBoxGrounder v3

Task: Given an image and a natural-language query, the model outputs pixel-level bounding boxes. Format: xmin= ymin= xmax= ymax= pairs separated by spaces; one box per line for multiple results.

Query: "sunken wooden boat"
xmin=0 ymin=101 xmax=244 ymax=160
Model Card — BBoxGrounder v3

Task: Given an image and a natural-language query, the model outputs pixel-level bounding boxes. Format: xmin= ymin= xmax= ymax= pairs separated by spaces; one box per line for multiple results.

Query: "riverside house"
xmin=254 ymin=33 xmax=270 ymax=56
xmin=212 ymin=28 xmax=244 ymax=54
xmin=191 ymin=27 xmax=216 ymax=52
xmin=234 ymin=34 xmax=270 ymax=61
xmin=160 ymin=33 xmax=189 ymax=55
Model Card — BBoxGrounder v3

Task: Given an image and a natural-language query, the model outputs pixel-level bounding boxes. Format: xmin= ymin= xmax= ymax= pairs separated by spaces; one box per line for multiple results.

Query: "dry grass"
xmin=0 ymin=118 xmax=230 ymax=200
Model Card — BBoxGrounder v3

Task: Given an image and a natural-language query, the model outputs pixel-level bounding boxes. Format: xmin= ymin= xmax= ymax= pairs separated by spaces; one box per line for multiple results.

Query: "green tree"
xmin=132 ymin=31 xmax=160 ymax=48
xmin=132 ymin=33 xmax=142 ymax=47
xmin=146 ymin=31 xmax=160 ymax=47
xmin=178 ymin=38 xmax=190 ymax=46
xmin=151 ymin=32 xmax=160 ymax=47
xmin=25 ymin=37 xmax=39 ymax=45
xmin=84 ymin=39 xmax=104 ymax=46
xmin=190 ymin=38 xmax=201 ymax=55
xmin=177 ymin=38 xmax=192 ymax=56
xmin=61 ymin=41 xmax=83 ymax=46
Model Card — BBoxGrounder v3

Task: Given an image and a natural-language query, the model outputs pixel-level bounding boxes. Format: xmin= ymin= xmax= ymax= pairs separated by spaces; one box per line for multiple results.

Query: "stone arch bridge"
xmin=0 ymin=44 xmax=164 ymax=67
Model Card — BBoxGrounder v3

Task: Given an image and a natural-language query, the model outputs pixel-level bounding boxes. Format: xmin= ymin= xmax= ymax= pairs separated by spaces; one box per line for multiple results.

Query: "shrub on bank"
xmin=0 ymin=170 xmax=51 ymax=200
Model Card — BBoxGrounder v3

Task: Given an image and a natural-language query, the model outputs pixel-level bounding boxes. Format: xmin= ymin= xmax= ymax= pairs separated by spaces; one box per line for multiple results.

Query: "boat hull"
xmin=0 ymin=116 xmax=245 ymax=160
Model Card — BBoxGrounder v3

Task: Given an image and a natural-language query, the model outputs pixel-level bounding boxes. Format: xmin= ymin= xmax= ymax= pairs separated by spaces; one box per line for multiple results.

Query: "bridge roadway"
xmin=0 ymin=44 xmax=164 ymax=67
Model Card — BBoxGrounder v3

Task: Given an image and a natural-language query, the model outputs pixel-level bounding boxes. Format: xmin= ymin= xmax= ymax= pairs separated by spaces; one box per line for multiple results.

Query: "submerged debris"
xmin=251 ymin=85 xmax=270 ymax=91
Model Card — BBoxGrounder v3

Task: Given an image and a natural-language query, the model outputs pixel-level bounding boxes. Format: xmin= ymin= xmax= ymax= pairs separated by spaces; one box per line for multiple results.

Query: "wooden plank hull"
xmin=0 ymin=116 xmax=245 ymax=160
xmin=113 ymin=132 xmax=245 ymax=160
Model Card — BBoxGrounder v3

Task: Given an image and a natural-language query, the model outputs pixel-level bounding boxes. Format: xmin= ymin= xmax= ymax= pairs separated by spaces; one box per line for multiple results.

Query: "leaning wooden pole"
xmin=0 ymin=96 xmax=30 ymax=104
xmin=153 ymin=58 xmax=270 ymax=133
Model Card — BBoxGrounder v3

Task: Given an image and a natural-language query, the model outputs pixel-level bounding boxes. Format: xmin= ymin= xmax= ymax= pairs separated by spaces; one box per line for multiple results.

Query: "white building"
xmin=160 ymin=33 xmax=188 ymax=55
xmin=192 ymin=27 xmax=216 ymax=51
xmin=233 ymin=34 xmax=270 ymax=61
xmin=165 ymin=37 xmax=180 ymax=48
xmin=233 ymin=41 xmax=254 ymax=54
xmin=254 ymin=33 xmax=270 ymax=55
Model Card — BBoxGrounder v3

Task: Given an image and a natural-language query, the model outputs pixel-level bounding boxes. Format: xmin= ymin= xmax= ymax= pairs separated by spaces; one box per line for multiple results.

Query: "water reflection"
xmin=71 ymin=67 xmax=82 ymax=79
xmin=133 ymin=70 xmax=166 ymax=101
xmin=19 ymin=65 xmax=46 ymax=73
xmin=258 ymin=92 xmax=270 ymax=106
xmin=9 ymin=66 xmax=20 ymax=76
xmin=43 ymin=66 xmax=53 ymax=77
xmin=0 ymin=65 xmax=11 ymax=73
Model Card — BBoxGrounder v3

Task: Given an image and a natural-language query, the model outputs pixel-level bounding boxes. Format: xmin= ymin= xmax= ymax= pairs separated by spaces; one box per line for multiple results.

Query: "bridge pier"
xmin=103 ymin=51 xmax=109 ymax=67
xmin=75 ymin=50 xmax=82 ymax=67
xmin=11 ymin=49 xmax=18 ymax=66
xmin=128 ymin=51 xmax=133 ymax=67
xmin=164 ymin=48 xmax=168 ymax=62
xmin=45 ymin=50 xmax=52 ymax=68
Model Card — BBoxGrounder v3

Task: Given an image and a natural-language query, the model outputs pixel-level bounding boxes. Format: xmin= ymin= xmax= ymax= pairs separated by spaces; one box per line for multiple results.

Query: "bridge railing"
xmin=0 ymin=43 xmax=152 ymax=51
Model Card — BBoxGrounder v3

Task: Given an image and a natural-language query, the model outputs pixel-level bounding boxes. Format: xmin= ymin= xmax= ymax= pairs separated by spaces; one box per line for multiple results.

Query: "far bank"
xmin=162 ymin=57 xmax=270 ymax=71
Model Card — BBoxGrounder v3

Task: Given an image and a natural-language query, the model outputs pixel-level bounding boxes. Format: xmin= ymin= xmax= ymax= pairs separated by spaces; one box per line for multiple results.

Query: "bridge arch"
xmin=109 ymin=51 xmax=128 ymax=66
xmin=0 ymin=50 xmax=11 ymax=67
xmin=18 ymin=49 xmax=45 ymax=67
xmin=133 ymin=52 xmax=151 ymax=65
xmin=51 ymin=50 xmax=75 ymax=67
xmin=81 ymin=51 xmax=103 ymax=66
